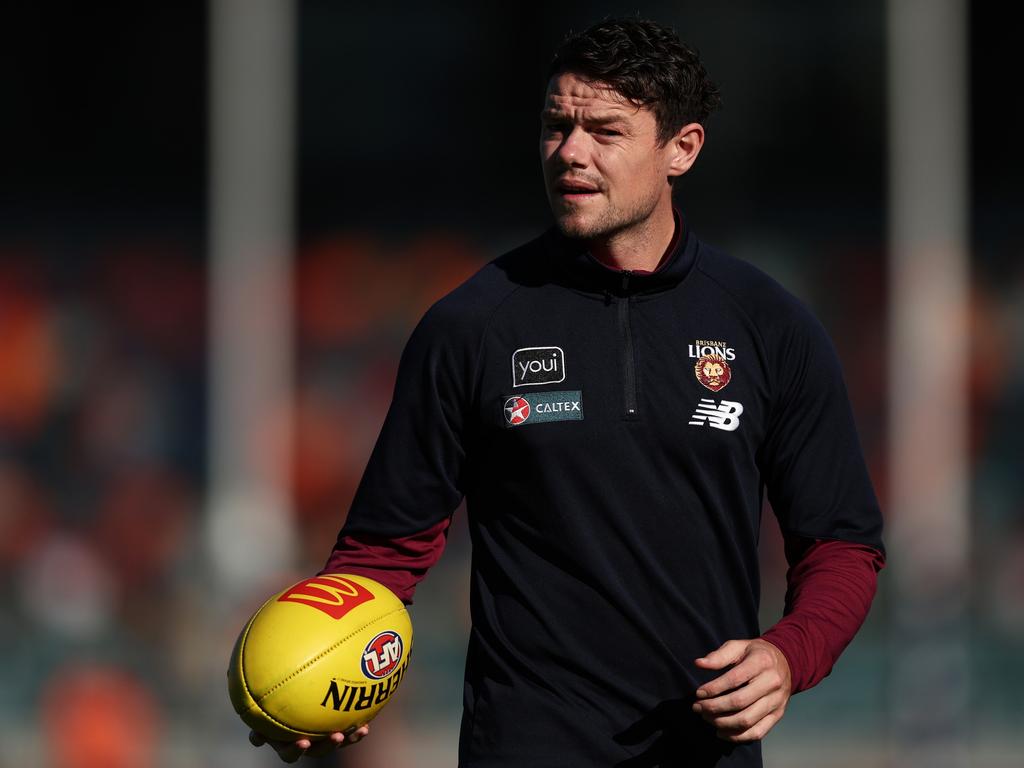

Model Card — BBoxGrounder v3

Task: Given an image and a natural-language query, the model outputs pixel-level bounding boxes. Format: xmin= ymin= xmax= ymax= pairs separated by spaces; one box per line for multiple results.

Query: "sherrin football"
xmin=228 ymin=573 xmax=413 ymax=741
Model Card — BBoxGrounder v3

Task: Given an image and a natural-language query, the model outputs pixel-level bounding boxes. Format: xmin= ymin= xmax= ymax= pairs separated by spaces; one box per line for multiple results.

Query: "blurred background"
xmin=0 ymin=1 xmax=1020 ymax=766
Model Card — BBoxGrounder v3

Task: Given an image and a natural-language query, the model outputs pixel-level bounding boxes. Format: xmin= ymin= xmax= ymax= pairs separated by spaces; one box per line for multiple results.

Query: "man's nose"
xmin=557 ymin=125 xmax=589 ymax=167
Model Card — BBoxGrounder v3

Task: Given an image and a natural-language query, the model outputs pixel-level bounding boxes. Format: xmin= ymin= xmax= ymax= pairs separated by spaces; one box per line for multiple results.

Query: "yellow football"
xmin=228 ymin=573 xmax=413 ymax=742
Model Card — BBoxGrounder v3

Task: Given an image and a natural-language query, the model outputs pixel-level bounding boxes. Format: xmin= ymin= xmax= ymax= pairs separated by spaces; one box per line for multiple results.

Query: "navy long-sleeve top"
xmin=323 ymin=208 xmax=885 ymax=767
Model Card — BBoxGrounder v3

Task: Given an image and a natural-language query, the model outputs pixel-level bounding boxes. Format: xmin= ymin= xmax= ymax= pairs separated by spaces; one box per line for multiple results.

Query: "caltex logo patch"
xmin=502 ymin=390 xmax=583 ymax=427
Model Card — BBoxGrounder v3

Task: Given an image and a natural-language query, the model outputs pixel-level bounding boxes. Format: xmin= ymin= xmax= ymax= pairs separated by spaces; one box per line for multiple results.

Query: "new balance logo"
xmin=688 ymin=399 xmax=744 ymax=431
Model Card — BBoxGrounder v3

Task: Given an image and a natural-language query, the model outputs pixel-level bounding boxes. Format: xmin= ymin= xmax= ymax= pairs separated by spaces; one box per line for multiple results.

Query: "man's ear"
xmin=666 ymin=122 xmax=705 ymax=178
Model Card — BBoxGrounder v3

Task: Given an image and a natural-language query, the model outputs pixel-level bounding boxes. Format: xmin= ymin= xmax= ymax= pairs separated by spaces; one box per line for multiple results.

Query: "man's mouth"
xmin=555 ymin=178 xmax=601 ymax=199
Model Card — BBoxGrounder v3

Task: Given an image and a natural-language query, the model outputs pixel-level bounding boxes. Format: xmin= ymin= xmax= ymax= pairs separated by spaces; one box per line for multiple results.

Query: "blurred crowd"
xmin=0 ymin=243 xmax=205 ymax=767
xmin=0 ymin=230 xmax=481 ymax=767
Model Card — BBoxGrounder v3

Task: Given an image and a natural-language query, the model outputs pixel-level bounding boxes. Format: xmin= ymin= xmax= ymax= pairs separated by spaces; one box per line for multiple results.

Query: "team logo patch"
xmin=503 ymin=390 xmax=583 ymax=427
xmin=694 ymin=354 xmax=731 ymax=392
xmin=360 ymin=631 xmax=404 ymax=680
xmin=688 ymin=338 xmax=736 ymax=392
xmin=688 ymin=398 xmax=744 ymax=431
xmin=512 ymin=346 xmax=565 ymax=387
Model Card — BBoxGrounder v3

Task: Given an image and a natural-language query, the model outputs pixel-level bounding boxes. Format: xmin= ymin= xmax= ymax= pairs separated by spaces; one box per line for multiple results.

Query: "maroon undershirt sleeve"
xmin=318 ymin=517 xmax=452 ymax=605
xmin=760 ymin=536 xmax=886 ymax=694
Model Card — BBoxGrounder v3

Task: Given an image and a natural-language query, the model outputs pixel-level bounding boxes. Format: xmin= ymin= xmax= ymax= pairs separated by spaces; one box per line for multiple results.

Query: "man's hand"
xmin=249 ymin=725 xmax=370 ymax=763
xmin=692 ymin=638 xmax=792 ymax=743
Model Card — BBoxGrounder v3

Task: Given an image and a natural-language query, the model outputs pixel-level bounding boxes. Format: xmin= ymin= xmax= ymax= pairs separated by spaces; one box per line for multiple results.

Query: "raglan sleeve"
xmin=319 ymin=299 xmax=479 ymax=603
xmin=756 ymin=304 xmax=886 ymax=692
xmin=757 ymin=307 xmax=885 ymax=553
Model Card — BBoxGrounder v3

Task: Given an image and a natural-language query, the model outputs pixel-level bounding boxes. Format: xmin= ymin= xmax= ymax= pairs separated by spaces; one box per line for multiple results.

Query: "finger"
xmin=249 ymin=731 xmax=307 ymax=763
xmin=274 ymin=741 xmax=308 ymax=764
xmin=717 ymin=707 xmax=785 ymax=743
xmin=696 ymin=640 xmax=780 ymax=699
xmin=705 ymin=688 xmax=781 ymax=733
xmin=693 ymin=669 xmax=778 ymax=716
xmin=696 ymin=654 xmax=764 ymax=700
xmin=695 ymin=639 xmax=751 ymax=670
xmin=342 ymin=724 xmax=370 ymax=747
xmin=304 ymin=733 xmax=345 ymax=758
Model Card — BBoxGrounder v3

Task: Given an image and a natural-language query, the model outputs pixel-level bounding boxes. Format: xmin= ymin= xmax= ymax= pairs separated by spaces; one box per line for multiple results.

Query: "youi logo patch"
xmin=512 ymin=346 xmax=565 ymax=387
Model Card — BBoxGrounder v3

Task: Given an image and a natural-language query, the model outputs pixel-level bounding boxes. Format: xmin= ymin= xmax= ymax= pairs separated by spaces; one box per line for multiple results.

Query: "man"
xmin=252 ymin=16 xmax=885 ymax=766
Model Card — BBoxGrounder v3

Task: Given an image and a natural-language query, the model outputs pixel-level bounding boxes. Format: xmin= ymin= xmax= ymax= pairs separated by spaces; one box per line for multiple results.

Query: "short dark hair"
xmin=546 ymin=17 xmax=722 ymax=146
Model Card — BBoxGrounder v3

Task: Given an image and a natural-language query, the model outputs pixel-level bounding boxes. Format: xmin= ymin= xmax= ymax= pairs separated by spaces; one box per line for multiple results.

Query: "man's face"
xmin=539 ymin=71 xmax=674 ymax=240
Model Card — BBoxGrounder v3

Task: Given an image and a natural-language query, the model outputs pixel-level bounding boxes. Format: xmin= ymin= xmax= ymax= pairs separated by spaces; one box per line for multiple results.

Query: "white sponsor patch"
xmin=688 ymin=398 xmax=744 ymax=431
xmin=512 ymin=346 xmax=565 ymax=387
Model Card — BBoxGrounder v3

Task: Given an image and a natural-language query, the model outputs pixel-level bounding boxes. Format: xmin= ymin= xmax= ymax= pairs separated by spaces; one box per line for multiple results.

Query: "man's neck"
xmin=587 ymin=197 xmax=676 ymax=273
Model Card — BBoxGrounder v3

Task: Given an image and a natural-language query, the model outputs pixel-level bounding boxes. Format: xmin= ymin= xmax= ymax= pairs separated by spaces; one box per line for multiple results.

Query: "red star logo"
xmin=504 ymin=396 xmax=530 ymax=425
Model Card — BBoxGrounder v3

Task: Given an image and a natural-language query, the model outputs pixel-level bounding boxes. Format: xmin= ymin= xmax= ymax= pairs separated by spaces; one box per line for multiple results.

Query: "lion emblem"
xmin=694 ymin=353 xmax=731 ymax=392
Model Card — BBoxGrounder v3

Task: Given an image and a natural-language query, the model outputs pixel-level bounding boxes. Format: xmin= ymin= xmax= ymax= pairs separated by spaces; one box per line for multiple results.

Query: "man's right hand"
xmin=249 ymin=725 xmax=370 ymax=763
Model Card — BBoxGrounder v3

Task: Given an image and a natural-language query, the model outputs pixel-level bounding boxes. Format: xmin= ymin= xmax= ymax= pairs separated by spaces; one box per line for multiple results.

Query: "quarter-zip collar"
xmin=545 ymin=205 xmax=698 ymax=297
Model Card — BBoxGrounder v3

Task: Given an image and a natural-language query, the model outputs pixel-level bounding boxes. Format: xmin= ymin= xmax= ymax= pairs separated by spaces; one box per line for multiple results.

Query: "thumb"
xmin=695 ymin=639 xmax=751 ymax=669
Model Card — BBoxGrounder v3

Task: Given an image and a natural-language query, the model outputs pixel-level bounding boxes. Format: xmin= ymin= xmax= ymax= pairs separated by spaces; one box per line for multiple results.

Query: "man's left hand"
xmin=692 ymin=638 xmax=792 ymax=742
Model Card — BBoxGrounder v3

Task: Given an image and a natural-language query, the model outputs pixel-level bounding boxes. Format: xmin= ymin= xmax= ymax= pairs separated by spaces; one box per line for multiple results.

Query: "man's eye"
xmin=596 ymin=129 xmax=621 ymax=137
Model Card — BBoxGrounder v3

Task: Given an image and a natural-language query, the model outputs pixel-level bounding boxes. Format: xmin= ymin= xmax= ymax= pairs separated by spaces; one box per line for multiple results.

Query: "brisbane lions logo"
xmin=694 ymin=353 xmax=731 ymax=392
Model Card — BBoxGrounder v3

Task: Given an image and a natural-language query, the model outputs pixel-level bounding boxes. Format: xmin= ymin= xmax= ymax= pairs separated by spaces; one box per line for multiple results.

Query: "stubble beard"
xmin=552 ymin=185 xmax=663 ymax=242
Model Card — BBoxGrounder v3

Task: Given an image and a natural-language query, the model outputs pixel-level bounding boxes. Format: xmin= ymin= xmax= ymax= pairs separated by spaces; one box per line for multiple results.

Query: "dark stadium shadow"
xmin=613 ymin=698 xmax=752 ymax=768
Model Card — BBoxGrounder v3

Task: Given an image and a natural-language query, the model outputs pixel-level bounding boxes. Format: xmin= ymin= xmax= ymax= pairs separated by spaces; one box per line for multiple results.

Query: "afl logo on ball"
xmin=361 ymin=631 xmax=404 ymax=680
xmin=504 ymin=396 xmax=530 ymax=425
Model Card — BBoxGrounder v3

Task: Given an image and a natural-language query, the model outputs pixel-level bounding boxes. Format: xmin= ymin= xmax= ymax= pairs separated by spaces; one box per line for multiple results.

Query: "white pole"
xmin=887 ymin=0 xmax=969 ymax=765
xmin=206 ymin=0 xmax=296 ymax=595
